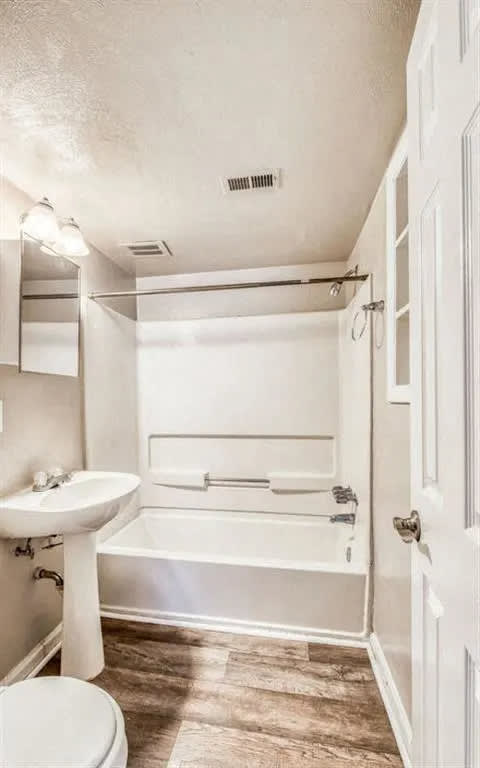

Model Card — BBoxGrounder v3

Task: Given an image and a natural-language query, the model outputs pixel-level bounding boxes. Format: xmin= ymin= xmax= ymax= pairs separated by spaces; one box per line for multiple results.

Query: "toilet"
xmin=0 ymin=676 xmax=127 ymax=767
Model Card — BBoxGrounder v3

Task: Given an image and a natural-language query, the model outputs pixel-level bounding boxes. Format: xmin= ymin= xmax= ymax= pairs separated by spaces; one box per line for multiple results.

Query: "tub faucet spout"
xmin=330 ymin=512 xmax=356 ymax=525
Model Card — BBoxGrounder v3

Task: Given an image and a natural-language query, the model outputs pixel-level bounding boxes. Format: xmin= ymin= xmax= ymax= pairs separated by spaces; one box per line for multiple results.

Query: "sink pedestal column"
xmin=61 ymin=532 xmax=104 ymax=680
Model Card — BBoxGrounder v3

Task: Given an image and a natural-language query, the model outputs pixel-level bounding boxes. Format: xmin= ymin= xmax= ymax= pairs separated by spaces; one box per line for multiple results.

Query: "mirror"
xmin=20 ymin=236 xmax=80 ymax=377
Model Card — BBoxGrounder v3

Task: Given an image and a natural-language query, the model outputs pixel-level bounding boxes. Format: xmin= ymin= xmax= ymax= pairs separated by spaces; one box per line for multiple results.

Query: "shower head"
xmin=329 ymin=265 xmax=359 ymax=297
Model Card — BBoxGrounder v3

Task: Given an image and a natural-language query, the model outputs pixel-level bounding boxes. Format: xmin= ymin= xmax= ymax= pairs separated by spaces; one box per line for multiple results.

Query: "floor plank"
xmin=94 ymin=665 xmax=398 ymax=754
xmin=105 ymin=637 xmax=228 ymax=681
xmin=102 ymin=618 xmax=309 ymax=660
xmin=308 ymin=642 xmax=371 ymax=666
xmin=39 ymin=621 xmax=400 ymax=766
xmin=123 ymin=712 xmax=180 ymax=768
xmin=224 ymin=651 xmax=381 ymax=703
xmin=167 ymin=721 xmax=403 ymax=768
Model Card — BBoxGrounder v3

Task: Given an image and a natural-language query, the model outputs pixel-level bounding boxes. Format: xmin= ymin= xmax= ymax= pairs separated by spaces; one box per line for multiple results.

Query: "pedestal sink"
xmin=0 ymin=471 xmax=140 ymax=680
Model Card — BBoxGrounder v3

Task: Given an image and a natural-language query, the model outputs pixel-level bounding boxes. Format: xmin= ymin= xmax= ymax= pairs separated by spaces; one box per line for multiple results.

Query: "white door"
xmin=404 ymin=0 xmax=479 ymax=766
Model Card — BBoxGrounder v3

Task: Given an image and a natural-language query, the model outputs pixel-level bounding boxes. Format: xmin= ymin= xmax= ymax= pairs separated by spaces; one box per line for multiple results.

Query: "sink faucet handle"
xmin=33 ymin=471 xmax=49 ymax=490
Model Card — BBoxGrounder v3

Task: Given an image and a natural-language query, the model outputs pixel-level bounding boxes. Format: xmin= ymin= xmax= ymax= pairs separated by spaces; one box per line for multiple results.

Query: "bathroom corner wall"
xmin=0 ymin=176 xmax=138 ymax=678
xmin=347 ymin=177 xmax=412 ymax=717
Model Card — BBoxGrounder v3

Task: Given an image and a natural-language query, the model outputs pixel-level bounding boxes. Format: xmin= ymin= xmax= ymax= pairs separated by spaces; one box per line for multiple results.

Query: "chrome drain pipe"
xmin=33 ymin=567 xmax=64 ymax=591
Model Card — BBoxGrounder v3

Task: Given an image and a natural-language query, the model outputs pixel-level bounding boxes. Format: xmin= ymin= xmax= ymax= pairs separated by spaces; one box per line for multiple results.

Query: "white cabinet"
xmin=386 ymin=129 xmax=410 ymax=403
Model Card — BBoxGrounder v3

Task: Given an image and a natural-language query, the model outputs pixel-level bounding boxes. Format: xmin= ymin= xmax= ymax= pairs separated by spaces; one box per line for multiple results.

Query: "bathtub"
xmin=98 ymin=507 xmax=368 ymax=640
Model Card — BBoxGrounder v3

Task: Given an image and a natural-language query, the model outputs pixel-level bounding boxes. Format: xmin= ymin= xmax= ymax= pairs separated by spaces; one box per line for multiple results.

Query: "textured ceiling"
xmin=0 ymin=0 xmax=419 ymax=275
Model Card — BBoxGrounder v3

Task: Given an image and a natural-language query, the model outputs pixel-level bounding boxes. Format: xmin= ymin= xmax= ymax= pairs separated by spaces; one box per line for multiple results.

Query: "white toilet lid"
xmin=0 ymin=676 xmax=117 ymax=767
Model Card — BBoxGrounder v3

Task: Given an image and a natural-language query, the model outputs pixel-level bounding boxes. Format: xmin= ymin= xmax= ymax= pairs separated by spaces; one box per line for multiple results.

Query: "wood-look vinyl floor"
xmin=41 ymin=619 xmax=401 ymax=768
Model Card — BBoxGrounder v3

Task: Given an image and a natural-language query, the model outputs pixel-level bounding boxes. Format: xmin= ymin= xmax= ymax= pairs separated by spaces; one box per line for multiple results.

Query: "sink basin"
xmin=0 ymin=471 xmax=140 ymax=538
xmin=0 ymin=470 xmax=140 ymax=681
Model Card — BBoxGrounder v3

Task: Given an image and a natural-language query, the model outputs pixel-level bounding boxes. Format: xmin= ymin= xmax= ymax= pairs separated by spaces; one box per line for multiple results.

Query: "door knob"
xmin=393 ymin=510 xmax=421 ymax=543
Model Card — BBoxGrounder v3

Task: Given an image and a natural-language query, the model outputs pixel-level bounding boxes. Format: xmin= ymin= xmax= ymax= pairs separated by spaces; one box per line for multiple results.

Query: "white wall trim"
xmin=0 ymin=623 xmax=62 ymax=685
xmin=368 ymin=632 xmax=412 ymax=768
xmin=101 ymin=604 xmax=369 ymax=648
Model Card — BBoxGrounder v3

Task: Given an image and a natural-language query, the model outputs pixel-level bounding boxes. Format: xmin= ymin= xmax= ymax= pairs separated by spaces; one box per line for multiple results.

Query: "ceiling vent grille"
xmin=222 ymin=169 xmax=280 ymax=194
xmin=121 ymin=240 xmax=173 ymax=259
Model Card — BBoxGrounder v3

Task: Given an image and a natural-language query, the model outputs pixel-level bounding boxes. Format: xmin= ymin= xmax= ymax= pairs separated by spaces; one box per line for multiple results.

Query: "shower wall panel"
xmin=136 ymin=311 xmax=340 ymax=517
xmin=338 ymin=278 xmax=372 ymax=587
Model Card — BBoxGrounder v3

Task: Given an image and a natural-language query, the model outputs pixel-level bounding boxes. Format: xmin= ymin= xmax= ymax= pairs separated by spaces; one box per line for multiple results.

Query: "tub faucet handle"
xmin=331 ymin=485 xmax=358 ymax=505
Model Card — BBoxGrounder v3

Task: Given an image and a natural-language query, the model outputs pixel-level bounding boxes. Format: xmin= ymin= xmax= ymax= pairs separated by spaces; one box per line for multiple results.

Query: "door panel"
xmin=460 ymin=0 xmax=480 ymax=58
xmin=422 ymin=579 xmax=443 ymax=768
xmin=418 ymin=9 xmax=438 ymax=160
xmin=419 ymin=186 xmax=441 ymax=490
xmin=465 ymin=650 xmax=480 ymax=768
xmin=463 ymin=105 xmax=479 ymax=534
xmin=407 ymin=0 xmax=479 ymax=765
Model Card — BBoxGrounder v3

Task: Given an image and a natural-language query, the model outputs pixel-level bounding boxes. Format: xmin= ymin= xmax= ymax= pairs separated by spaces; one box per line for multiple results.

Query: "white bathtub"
xmin=98 ymin=508 xmax=368 ymax=640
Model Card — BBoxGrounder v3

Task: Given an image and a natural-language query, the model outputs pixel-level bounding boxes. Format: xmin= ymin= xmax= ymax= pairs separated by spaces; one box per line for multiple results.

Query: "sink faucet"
xmin=32 ymin=469 xmax=73 ymax=492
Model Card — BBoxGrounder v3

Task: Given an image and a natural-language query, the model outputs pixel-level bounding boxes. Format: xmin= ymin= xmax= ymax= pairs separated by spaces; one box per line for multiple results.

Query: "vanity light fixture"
xmin=56 ymin=217 xmax=90 ymax=257
xmin=20 ymin=196 xmax=59 ymax=244
xmin=21 ymin=199 xmax=89 ymax=257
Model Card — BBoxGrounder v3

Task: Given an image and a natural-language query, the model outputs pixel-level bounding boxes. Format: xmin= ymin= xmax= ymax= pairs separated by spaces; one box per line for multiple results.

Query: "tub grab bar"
xmin=152 ymin=472 xmax=326 ymax=491
xmin=206 ymin=476 xmax=270 ymax=489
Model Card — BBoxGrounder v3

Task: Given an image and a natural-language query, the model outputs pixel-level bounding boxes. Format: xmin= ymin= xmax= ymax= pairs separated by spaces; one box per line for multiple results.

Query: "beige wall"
xmin=0 ymin=364 xmax=83 ymax=677
xmin=0 ymin=177 xmax=137 ymax=679
xmin=347 ymin=180 xmax=412 ymax=717
xmin=82 ymin=246 xmax=139 ymax=542
xmin=0 ymin=178 xmax=82 ymax=678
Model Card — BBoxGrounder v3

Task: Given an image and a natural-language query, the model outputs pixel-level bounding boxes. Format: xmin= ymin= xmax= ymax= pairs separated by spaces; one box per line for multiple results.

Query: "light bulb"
xmin=21 ymin=197 xmax=59 ymax=243
xmin=56 ymin=217 xmax=89 ymax=257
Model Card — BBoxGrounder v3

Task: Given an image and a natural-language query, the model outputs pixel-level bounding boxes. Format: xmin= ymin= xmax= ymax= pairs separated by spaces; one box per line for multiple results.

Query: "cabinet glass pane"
xmin=396 ymin=160 xmax=408 ymax=238
xmin=396 ymin=311 xmax=410 ymax=385
xmin=396 ymin=238 xmax=409 ymax=310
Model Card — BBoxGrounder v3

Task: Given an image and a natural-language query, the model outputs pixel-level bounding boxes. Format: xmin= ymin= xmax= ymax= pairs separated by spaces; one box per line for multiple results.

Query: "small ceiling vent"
xmin=221 ymin=169 xmax=280 ymax=194
xmin=121 ymin=240 xmax=173 ymax=259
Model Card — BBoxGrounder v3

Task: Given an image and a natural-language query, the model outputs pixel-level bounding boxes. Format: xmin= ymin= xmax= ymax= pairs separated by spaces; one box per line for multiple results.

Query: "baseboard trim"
xmin=368 ymin=633 xmax=412 ymax=768
xmin=1 ymin=623 xmax=62 ymax=685
xmin=100 ymin=603 xmax=369 ymax=647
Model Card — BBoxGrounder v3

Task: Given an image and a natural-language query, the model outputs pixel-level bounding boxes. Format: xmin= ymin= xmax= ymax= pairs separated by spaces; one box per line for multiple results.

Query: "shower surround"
xmin=98 ymin=277 xmax=372 ymax=640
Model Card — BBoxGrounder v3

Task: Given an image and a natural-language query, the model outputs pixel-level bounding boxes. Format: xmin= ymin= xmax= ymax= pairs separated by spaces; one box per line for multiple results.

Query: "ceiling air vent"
xmin=121 ymin=240 xmax=173 ymax=259
xmin=221 ymin=169 xmax=280 ymax=194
